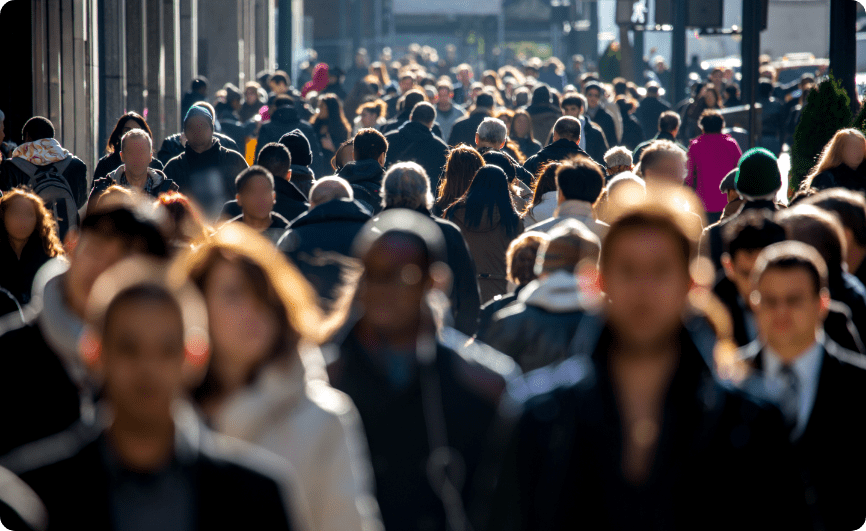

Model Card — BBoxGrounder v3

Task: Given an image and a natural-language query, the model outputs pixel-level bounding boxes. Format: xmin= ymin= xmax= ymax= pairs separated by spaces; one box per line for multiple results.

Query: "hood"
xmin=271 ymin=106 xmax=301 ymax=124
xmin=290 ymin=164 xmax=315 ymax=180
xmin=531 ymin=85 xmax=552 ymax=107
xmin=105 ymin=165 xmax=168 ymax=187
xmin=337 ymin=159 xmax=384 ymax=184
xmin=397 ymin=120 xmax=434 ymax=140
xmin=12 ymin=138 xmax=70 ymax=166
xmin=288 ymin=198 xmax=371 ymax=228
xmin=519 ymin=270 xmax=583 ymax=312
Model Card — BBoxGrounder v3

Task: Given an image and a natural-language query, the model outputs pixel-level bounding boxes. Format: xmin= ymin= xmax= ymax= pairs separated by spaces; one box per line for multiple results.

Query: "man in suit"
xmin=740 ymin=241 xmax=866 ymax=530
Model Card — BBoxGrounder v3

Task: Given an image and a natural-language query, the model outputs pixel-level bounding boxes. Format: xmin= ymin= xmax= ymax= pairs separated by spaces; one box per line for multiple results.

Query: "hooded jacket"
xmin=162 ymin=138 xmax=249 ymax=217
xmin=214 ymin=350 xmax=383 ymax=531
xmin=337 ymin=160 xmax=386 ymax=214
xmin=157 ymin=132 xmax=242 ymax=166
xmin=479 ymin=270 xmax=585 ymax=372
xmin=90 ymin=165 xmax=179 ymax=200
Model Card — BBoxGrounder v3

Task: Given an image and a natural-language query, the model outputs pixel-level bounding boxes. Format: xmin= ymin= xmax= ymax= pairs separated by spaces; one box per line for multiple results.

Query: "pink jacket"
xmin=686 ymin=133 xmax=742 ymax=214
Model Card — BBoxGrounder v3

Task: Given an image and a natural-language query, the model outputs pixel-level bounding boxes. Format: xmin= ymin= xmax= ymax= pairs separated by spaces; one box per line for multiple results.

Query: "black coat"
xmin=477 ymin=316 xmax=812 ymax=531
xmin=1 ymin=420 xmax=297 ymax=531
xmin=337 ymin=160 xmax=386 ymax=214
xmin=448 ymin=111 xmax=489 ymax=147
xmin=256 ymin=107 xmax=326 ymax=177
xmin=326 ymin=325 xmax=516 ymax=531
xmin=92 ymin=152 xmax=163 ymax=182
xmin=157 ymin=132 xmax=242 ymax=166
xmin=582 ymin=117 xmax=610 ymax=167
xmin=0 ymin=238 xmax=52 ymax=307
xmin=524 ymin=139 xmax=605 ymax=180
xmin=0 ymin=155 xmax=88 ymax=210
xmin=475 ymin=285 xmax=527 ymax=339
xmin=514 ymin=136 xmax=542 ymax=159
xmin=632 ymin=131 xmax=684 ymax=164
xmin=162 ymin=139 xmax=249 ymax=217
xmin=226 ymin=212 xmax=290 ymax=244
xmin=810 ymin=163 xmax=866 ymax=193
xmin=589 ymin=106 xmax=618 ymax=147
xmin=701 ymin=199 xmax=781 ymax=273
xmin=618 ymin=108 xmax=646 ymax=151
xmin=277 ymin=199 xmax=371 ymax=310
xmin=385 ymin=122 xmax=450 ymax=190
xmin=739 ymin=339 xmax=866 ymax=530
xmin=289 ymin=165 xmax=315 ymax=199
xmin=634 ymin=96 xmax=672 ymax=139
xmin=0 ymin=321 xmax=82 ymax=457
xmin=380 ymin=110 xmax=444 ymax=139
xmin=479 ymin=298 xmax=584 ymax=373
xmin=220 ymin=178 xmax=309 ymax=224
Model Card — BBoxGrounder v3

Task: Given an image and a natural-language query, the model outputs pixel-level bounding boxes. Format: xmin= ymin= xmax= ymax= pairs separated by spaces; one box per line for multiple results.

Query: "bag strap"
xmin=8 ymin=157 xmax=38 ymax=178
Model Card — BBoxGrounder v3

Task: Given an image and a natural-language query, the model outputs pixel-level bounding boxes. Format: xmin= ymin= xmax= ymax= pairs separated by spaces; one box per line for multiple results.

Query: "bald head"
xmin=310 ymin=176 xmax=353 ymax=208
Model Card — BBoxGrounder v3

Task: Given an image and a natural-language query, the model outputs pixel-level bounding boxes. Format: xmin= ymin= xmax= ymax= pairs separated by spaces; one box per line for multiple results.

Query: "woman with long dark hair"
xmin=444 ymin=165 xmax=524 ymax=301
xmin=177 ymin=223 xmax=381 ymax=531
xmin=93 ymin=112 xmax=163 ymax=181
xmin=433 ymin=145 xmax=484 ymax=216
xmin=311 ymin=94 xmax=352 ymax=165
xmin=0 ymin=188 xmax=64 ymax=309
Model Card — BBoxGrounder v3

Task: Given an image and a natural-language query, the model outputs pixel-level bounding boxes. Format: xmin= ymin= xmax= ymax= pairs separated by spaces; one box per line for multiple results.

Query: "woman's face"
xmin=121 ymin=118 xmax=139 ymax=136
xmin=4 ymin=197 xmax=38 ymax=241
xmin=361 ymin=110 xmax=378 ymax=128
xmin=841 ymin=136 xmax=865 ymax=169
xmin=512 ymin=115 xmax=530 ymax=137
xmin=244 ymin=88 xmax=259 ymax=105
xmin=317 ymin=101 xmax=329 ymax=119
xmin=704 ymin=90 xmax=717 ymax=107
xmin=203 ymin=259 xmax=279 ymax=377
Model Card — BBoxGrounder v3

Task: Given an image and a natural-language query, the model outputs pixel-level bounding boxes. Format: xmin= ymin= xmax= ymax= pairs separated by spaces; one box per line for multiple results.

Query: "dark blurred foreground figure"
xmin=381 ymin=162 xmax=481 ymax=336
xmin=326 ymin=209 xmax=518 ymax=531
xmin=475 ymin=187 xmax=811 ymax=531
xmin=0 ymin=203 xmax=169 ymax=457
xmin=1 ymin=260 xmax=306 ymax=531
xmin=739 ymin=242 xmax=866 ymax=530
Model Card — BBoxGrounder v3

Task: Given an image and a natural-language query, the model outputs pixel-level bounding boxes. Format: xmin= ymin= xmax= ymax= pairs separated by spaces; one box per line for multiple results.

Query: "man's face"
xmin=245 ymin=88 xmax=259 ymax=105
xmin=643 ymin=154 xmax=685 ymax=183
xmin=752 ymin=268 xmax=826 ymax=352
xmin=458 ymin=69 xmax=471 ymax=85
xmin=562 ymin=104 xmax=581 ymax=118
xmin=437 ymin=88 xmax=452 ymax=105
xmin=399 ymin=76 xmax=414 ymax=93
xmin=237 ymin=175 xmax=276 ymax=221
xmin=586 ymin=89 xmax=601 ymax=109
xmin=602 ymin=228 xmax=691 ymax=347
xmin=184 ymin=116 xmax=213 ymax=150
xmin=269 ymin=80 xmax=289 ymax=95
xmin=723 ymin=249 xmax=762 ymax=301
xmin=101 ymin=298 xmax=185 ymax=426
xmin=359 ymin=237 xmax=429 ymax=336
xmin=67 ymin=233 xmax=131 ymax=314
xmin=710 ymin=70 xmax=724 ymax=86
xmin=120 ymin=136 xmax=152 ymax=176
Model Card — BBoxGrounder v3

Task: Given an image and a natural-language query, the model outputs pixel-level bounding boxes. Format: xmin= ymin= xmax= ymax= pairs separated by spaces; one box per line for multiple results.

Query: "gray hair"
xmin=120 ymin=128 xmax=153 ymax=151
xmin=603 ymin=146 xmax=633 ymax=169
xmin=310 ymin=176 xmax=353 ymax=208
xmin=381 ymin=162 xmax=434 ymax=211
xmin=476 ymin=117 xmax=507 ymax=147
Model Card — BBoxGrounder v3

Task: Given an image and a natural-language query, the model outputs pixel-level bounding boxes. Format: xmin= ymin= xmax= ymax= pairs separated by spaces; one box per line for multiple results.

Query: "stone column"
xmin=126 ymin=0 xmax=148 ymax=114
xmin=146 ymin=0 xmax=166 ymax=144
xmin=164 ymin=0 xmax=181 ymax=135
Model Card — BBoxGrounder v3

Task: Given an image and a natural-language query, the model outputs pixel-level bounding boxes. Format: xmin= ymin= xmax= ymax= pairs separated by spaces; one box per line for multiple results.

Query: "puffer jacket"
xmin=214 ymin=349 xmax=383 ymax=531
xmin=478 ymin=270 xmax=585 ymax=372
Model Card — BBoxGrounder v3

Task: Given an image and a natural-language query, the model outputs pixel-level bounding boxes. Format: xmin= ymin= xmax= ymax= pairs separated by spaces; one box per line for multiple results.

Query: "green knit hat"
xmin=734 ymin=147 xmax=781 ymax=198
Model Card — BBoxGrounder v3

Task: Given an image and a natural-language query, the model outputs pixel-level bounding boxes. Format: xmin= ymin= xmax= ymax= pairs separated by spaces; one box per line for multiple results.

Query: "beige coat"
xmin=215 ymin=349 xmax=383 ymax=531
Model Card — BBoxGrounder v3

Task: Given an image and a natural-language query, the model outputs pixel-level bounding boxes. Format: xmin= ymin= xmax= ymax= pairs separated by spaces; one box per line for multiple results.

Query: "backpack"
xmin=9 ymin=157 xmax=78 ymax=238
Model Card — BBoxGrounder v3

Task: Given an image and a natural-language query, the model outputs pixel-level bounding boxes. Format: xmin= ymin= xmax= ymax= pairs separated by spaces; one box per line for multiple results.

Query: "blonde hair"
xmin=803 ymin=128 xmax=866 ymax=190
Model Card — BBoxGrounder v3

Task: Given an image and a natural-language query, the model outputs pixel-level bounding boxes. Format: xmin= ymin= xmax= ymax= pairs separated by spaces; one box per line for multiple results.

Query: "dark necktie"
xmin=778 ymin=364 xmax=800 ymax=437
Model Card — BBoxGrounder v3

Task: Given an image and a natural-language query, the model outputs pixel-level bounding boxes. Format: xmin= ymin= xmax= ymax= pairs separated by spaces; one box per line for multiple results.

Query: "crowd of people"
xmin=0 ymin=42 xmax=864 ymax=530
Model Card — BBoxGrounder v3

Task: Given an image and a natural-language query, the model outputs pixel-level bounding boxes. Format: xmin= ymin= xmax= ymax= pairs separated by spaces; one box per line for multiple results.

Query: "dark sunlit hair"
xmin=445 ymin=165 xmax=521 ymax=235
xmin=436 ymin=145 xmax=484 ymax=212
xmin=175 ymin=224 xmax=326 ymax=402
xmin=0 ymin=187 xmax=64 ymax=256
xmin=105 ymin=112 xmax=153 ymax=154
xmin=157 ymin=191 xmax=212 ymax=246
xmin=524 ymin=161 xmax=561 ymax=217
xmin=312 ymin=93 xmax=352 ymax=143
xmin=331 ymin=138 xmax=355 ymax=172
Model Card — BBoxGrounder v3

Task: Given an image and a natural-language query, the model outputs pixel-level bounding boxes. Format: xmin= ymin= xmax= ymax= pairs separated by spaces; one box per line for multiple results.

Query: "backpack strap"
xmin=8 ymin=158 xmax=39 ymax=179
xmin=53 ymin=156 xmax=74 ymax=175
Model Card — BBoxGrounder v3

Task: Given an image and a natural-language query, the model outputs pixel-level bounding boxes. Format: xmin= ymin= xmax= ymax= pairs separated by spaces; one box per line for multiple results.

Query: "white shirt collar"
xmin=762 ymin=334 xmax=825 ymax=439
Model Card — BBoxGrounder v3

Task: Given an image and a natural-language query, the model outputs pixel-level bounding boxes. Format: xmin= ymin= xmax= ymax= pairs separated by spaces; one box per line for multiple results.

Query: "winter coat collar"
xmin=105 ymin=165 xmax=167 ymax=189
xmin=337 ymin=159 xmax=385 ymax=185
xmin=518 ymin=270 xmax=583 ymax=313
xmin=290 ymin=199 xmax=371 ymax=228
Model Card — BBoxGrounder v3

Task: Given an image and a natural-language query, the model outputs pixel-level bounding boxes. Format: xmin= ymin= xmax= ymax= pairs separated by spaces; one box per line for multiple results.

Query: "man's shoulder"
xmin=440 ymin=328 xmax=520 ymax=397
xmin=0 ymin=421 xmax=99 ymax=479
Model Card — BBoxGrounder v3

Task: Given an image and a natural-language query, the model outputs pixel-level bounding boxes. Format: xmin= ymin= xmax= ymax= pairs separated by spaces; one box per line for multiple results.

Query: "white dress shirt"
xmin=762 ymin=337 xmax=824 ymax=440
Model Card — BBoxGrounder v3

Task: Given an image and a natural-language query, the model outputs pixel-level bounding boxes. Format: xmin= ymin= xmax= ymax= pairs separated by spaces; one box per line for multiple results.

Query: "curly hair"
xmin=0 ymin=187 xmax=64 ymax=257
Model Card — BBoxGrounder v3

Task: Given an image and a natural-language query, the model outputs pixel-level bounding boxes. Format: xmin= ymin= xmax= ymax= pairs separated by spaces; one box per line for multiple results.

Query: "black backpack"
xmin=9 ymin=157 xmax=78 ymax=238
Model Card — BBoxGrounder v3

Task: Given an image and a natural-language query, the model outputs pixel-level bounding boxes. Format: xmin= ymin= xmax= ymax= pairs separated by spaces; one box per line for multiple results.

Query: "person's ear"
xmin=79 ymin=328 xmax=103 ymax=374
xmin=285 ymin=169 xmax=292 ymax=182
xmin=378 ymin=152 xmax=386 ymax=166
xmin=818 ymin=287 xmax=831 ymax=320
xmin=119 ymin=150 xmax=126 ymax=163
xmin=272 ymin=191 xmax=277 ymax=205
xmin=63 ymin=227 xmax=80 ymax=257
xmin=721 ymin=253 xmax=735 ymax=280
